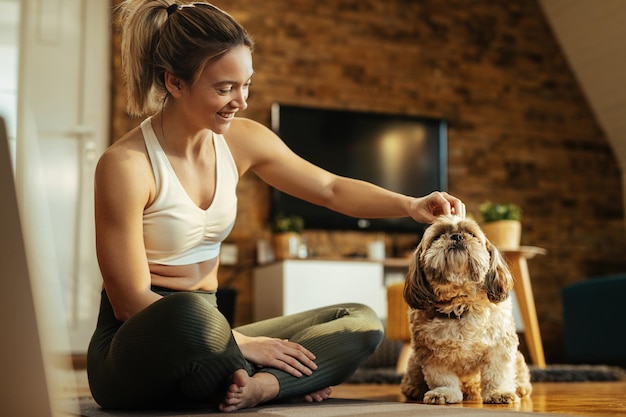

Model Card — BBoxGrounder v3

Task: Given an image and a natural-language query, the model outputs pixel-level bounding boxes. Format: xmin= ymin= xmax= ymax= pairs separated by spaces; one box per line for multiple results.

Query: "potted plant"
xmin=478 ymin=201 xmax=523 ymax=250
xmin=271 ymin=214 xmax=304 ymax=259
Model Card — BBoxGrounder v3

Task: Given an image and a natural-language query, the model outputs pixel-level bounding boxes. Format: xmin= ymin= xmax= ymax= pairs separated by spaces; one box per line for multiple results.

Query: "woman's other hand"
xmin=234 ymin=334 xmax=318 ymax=377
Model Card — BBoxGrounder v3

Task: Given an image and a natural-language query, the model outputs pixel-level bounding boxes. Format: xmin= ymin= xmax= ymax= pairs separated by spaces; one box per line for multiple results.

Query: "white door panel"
xmin=17 ymin=0 xmax=109 ymax=353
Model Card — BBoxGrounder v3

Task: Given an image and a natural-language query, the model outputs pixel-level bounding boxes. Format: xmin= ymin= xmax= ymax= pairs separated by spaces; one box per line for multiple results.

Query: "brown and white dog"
xmin=400 ymin=216 xmax=532 ymax=404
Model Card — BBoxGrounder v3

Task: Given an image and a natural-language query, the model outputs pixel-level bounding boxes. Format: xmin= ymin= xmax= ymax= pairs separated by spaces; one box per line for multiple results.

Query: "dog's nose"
xmin=451 ymin=233 xmax=463 ymax=242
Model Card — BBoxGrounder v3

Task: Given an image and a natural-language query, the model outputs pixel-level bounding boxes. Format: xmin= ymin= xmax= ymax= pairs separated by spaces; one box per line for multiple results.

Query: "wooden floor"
xmin=66 ymin=369 xmax=626 ymax=416
xmin=332 ymin=381 xmax=626 ymax=416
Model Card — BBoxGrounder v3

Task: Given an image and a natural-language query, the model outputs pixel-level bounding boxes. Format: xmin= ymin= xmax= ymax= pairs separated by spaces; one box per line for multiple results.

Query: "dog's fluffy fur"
xmin=400 ymin=216 xmax=532 ymax=404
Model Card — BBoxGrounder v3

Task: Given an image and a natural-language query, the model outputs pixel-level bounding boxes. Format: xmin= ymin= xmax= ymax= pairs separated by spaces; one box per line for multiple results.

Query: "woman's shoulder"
xmin=227 ymin=116 xmax=269 ymax=135
xmin=102 ymin=126 xmax=147 ymax=159
xmin=96 ymin=125 xmax=151 ymax=179
xmin=224 ymin=117 xmax=282 ymax=148
xmin=226 ymin=116 xmax=286 ymax=148
xmin=223 ymin=117 xmax=296 ymax=175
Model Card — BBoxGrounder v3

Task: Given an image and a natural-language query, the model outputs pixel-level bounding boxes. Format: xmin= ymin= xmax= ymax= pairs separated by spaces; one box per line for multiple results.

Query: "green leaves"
xmin=271 ymin=215 xmax=305 ymax=234
xmin=479 ymin=201 xmax=522 ymax=223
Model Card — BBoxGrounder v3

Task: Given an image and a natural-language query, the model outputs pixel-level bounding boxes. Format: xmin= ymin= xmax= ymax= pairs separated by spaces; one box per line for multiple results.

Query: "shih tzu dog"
xmin=400 ymin=216 xmax=532 ymax=405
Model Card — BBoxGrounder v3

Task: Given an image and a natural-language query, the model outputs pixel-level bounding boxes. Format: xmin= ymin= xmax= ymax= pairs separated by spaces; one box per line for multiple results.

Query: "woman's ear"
xmin=164 ymin=71 xmax=185 ymax=97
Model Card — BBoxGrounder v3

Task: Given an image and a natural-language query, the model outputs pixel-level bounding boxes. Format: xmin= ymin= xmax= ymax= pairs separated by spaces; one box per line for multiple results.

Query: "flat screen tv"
xmin=270 ymin=103 xmax=447 ymax=233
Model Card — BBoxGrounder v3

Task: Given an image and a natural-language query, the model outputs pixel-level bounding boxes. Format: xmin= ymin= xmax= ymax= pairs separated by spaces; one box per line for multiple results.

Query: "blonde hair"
xmin=117 ymin=1 xmax=254 ymax=116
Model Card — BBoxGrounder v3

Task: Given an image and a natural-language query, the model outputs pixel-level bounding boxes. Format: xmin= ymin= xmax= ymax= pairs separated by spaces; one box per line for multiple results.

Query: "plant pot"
xmin=482 ymin=220 xmax=521 ymax=250
xmin=272 ymin=232 xmax=301 ymax=260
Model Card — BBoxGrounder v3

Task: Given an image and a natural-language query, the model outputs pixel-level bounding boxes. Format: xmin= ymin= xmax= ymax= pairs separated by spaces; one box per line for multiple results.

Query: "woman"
xmin=88 ymin=0 xmax=466 ymax=412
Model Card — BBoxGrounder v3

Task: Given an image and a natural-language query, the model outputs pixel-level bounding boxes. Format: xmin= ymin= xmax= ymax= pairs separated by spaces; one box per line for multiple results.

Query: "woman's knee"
xmin=347 ymin=303 xmax=385 ymax=351
xmin=318 ymin=303 xmax=384 ymax=354
xmin=340 ymin=303 xmax=384 ymax=331
xmin=154 ymin=292 xmax=221 ymax=321
xmin=139 ymin=292 xmax=233 ymax=350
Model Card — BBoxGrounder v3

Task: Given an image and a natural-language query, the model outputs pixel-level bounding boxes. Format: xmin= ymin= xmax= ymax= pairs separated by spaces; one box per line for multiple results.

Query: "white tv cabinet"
xmin=252 ymin=259 xmax=406 ymax=321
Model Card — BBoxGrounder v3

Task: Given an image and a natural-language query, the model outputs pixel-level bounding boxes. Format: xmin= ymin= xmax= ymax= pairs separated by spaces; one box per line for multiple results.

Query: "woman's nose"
xmin=232 ymin=88 xmax=248 ymax=110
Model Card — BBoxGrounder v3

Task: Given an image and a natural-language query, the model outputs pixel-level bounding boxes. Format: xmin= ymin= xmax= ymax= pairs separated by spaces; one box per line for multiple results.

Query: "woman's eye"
xmin=216 ymin=83 xmax=251 ymax=95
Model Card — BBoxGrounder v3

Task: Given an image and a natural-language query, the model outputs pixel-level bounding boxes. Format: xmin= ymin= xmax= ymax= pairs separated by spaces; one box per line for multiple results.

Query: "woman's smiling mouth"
xmin=218 ymin=111 xmax=235 ymax=120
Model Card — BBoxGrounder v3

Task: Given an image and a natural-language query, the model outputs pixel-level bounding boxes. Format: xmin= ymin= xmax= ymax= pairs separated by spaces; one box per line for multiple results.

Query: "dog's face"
xmin=404 ymin=216 xmax=513 ymax=310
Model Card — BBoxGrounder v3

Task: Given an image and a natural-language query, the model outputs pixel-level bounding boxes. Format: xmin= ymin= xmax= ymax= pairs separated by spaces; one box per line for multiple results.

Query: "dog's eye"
xmin=430 ymin=234 xmax=446 ymax=244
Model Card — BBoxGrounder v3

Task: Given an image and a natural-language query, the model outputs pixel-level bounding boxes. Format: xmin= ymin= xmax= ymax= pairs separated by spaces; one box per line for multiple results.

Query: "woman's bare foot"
xmin=303 ymin=387 xmax=332 ymax=402
xmin=219 ymin=369 xmax=279 ymax=412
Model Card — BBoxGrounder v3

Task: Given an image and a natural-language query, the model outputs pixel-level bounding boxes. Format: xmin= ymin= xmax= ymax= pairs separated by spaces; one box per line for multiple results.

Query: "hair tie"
xmin=166 ymin=3 xmax=180 ymax=16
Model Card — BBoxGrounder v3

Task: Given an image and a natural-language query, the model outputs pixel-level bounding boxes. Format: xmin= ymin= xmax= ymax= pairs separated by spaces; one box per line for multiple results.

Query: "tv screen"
xmin=270 ymin=103 xmax=447 ymax=233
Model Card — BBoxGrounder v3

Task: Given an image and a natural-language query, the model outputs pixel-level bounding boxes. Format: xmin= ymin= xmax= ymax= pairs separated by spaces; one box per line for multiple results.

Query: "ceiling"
xmin=539 ymin=0 xmax=626 ymax=200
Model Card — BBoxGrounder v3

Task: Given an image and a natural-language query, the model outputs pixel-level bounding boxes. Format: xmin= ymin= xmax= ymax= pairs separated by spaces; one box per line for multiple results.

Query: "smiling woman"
xmin=89 ymin=0 xmax=464 ymax=412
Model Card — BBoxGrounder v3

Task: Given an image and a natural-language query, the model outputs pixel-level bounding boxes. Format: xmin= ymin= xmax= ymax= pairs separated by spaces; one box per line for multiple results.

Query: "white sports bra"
xmin=141 ymin=118 xmax=238 ymax=266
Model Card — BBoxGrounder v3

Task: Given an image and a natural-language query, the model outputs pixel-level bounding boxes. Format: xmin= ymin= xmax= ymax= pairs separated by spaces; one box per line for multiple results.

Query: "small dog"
xmin=400 ymin=216 xmax=532 ymax=405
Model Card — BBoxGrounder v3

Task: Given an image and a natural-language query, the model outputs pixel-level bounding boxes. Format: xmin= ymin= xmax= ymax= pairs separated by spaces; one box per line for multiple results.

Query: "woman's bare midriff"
xmin=149 ymin=257 xmax=220 ymax=291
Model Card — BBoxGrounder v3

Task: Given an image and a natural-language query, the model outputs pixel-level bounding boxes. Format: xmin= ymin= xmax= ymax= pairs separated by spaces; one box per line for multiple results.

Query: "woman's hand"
xmin=233 ymin=332 xmax=318 ymax=377
xmin=411 ymin=191 xmax=466 ymax=223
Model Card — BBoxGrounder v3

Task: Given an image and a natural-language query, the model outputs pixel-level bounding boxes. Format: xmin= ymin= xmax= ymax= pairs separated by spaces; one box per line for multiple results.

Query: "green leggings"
xmin=87 ymin=287 xmax=384 ymax=409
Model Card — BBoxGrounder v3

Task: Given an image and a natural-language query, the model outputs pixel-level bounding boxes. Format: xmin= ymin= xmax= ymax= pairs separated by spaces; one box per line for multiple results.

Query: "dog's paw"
xmin=483 ymin=391 xmax=519 ymax=404
xmin=423 ymin=387 xmax=463 ymax=404
xmin=516 ymin=381 xmax=532 ymax=398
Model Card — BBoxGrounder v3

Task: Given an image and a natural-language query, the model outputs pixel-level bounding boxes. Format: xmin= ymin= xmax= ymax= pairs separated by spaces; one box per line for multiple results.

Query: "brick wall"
xmin=110 ymin=0 xmax=626 ymax=363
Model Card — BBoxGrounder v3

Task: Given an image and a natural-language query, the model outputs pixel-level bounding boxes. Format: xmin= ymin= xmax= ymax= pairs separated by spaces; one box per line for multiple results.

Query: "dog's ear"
xmin=484 ymin=241 xmax=513 ymax=303
xmin=403 ymin=246 xmax=435 ymax=310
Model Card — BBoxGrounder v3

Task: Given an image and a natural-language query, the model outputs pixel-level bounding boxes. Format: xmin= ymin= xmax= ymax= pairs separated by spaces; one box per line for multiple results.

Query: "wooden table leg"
xmin=507 ymin=252 xmax=546 ymax=368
